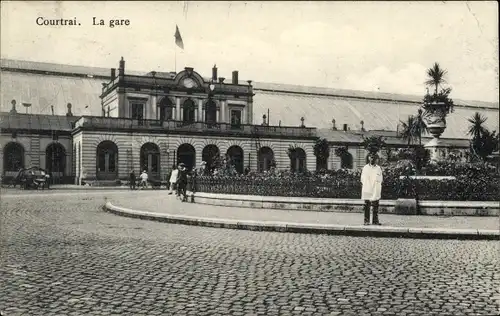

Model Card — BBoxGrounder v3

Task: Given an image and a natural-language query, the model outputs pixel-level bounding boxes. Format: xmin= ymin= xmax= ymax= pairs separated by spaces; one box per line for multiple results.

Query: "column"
xmin=175 ymin=97 xmax=181 ymax=121
xmin=216 ymin=108 xmax=220 ymax=123
xmin=220 ymin=100 xmax=226 ymax=123
xmin=198 ymin=99 xmax=203 ymax=122
xmin=151 ymin=95 xmax=157 ymax=120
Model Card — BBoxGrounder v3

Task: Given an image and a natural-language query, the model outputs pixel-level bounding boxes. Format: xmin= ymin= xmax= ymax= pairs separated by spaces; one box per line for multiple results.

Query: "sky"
xmin=1 ymin=1 xmax=498 ymax=103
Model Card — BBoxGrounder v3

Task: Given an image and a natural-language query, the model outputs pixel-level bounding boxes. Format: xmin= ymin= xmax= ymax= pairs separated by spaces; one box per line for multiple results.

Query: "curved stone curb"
xmin=104 ymin=202 xmax=500 ymax=240
xmin=192 ymin=192 xmax=500 ymax=216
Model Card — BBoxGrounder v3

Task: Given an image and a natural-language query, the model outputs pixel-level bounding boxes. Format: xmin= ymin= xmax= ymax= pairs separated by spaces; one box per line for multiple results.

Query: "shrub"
xmin=193 ymin=162 xmax=499 ymax=201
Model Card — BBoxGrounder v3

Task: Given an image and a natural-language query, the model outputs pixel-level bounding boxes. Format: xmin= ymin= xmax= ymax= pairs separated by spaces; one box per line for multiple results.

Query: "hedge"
xmin=192 ymin=163 xmax=500 ymax=201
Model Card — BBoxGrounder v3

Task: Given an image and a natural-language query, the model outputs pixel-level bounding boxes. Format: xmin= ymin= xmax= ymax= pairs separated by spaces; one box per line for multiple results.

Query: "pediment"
xmin=173 ymin=67 xmax=205 ymax=88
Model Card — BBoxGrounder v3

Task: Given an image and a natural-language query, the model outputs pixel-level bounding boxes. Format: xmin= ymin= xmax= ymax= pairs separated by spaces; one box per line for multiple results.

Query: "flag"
xmin=175 ymin=25 xmax=184 ymax=49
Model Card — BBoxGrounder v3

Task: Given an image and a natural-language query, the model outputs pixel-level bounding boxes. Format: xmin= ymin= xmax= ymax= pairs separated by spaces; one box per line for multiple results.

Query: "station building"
xmin=1 ymin=58 xmax=498 ymax=184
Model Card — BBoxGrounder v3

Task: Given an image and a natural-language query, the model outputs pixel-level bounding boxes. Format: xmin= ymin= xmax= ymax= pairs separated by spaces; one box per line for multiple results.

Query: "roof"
xmin=3 ymin=58 xmax=497 ymax=109
xmin=1 ymin=69 xmax=106 ymax=116
xmin=250 ymin=81 xmax=498 ymax=109
xmin=317 ymin=128 xmax=471 ymax=147
xmin=1 ymin=58 xmax=498 ymax=139
xmin=316 ymin=129 xmax=365 ymax=143
xmin=252 ymin=90 xmax=499 ymax=139
xmin=0 ymin=112 xmax=76 ymax=131
xmin=1 ymin=58 xmax=145 ymax=77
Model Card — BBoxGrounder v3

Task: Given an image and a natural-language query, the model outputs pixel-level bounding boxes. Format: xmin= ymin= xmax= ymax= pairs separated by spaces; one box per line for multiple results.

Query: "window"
xmin=231 ymin=110 xmax=242 ymax=128
xmin=131 ymin=103 xmax=144 ymax=125
xmin=4 ymin=142 xmax=24 ymax=171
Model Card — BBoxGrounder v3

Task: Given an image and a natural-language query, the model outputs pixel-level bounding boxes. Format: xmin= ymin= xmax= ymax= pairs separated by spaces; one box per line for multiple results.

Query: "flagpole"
xmin=175 ymin=45 xmax=177 ymax=73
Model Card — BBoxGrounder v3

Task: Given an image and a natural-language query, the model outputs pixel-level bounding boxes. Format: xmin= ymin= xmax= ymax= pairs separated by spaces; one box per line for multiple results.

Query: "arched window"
xmin=205 ymin=99 xmax=217 ymax=124
xmin=177 ymin=143 xmax=196 ymax=171
xmin=46 ymin=143 xmax=66 ymax=174
xmin=182 ymin=99 xmax=196 ymax=123
xmin=202 ymin=145 xmax=220 ymax=171
xmin=258 ymin=147 xmax=274 ymax=172
xmin=341 ymin=152 xmax=353 ymax=169
xmin=3 ymin=142 xmax=24 ymax=172
xmin=140 ymin=143 xmax=160 ymax=176
xmin=158 ymin=97 xmax=174 ymax=121
xmin=96 ymin=141 xmax=118 ymax=180
xmin=226 ymin=146 xmax=244 ymax=174
xmin=289 ymin=147 xmax=306 ymax=173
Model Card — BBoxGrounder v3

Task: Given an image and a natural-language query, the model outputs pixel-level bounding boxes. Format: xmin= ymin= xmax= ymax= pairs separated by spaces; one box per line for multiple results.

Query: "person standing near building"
xmin=139 ymin=170 xmax=148 ymax=189
xmin=129 ymin=170 xmax=136 ymax=190
xmin=168 ymin=164 xmax=179 ymax=195
xmin=361 ymin=153 xmax=383 ymax=225
xmin=177 ymin=163 xmax=188 ymax=201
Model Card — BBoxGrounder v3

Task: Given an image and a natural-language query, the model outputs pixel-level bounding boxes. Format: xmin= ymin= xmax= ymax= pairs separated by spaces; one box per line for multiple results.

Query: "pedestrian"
xmin=139 ymin=170 xmax=148 ymax=189
xmin=361 ymin=153 xmax=383 ymax=225
xmin=168 ymin=164 xmax=179 ymax=195
xmin=177 ymin=163 xmax=188 ymax=202
xmin=129 ymin=170 xmax=136 ymax=190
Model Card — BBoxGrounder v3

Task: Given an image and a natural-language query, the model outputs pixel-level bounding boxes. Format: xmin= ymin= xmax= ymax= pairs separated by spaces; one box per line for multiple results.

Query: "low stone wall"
xmin=192 ymin=192 xmax=500 ymax=216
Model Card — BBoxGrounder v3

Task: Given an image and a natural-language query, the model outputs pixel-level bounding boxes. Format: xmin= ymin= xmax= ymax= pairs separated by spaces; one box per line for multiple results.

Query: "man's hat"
xmin=179 ymin=163 xmax=186 ymax=167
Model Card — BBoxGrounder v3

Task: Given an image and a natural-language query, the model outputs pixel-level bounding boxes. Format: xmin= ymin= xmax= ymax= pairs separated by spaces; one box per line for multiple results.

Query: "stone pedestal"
xmin=424 ymin=137 xmax=449 ymax=162
xmin=422 ymin=104 xmax=449 ymax=163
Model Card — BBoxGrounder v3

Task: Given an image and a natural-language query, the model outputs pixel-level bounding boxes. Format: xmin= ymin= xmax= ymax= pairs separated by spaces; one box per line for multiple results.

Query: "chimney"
xmin=332 ymin=118 xmax=337 ymax=130
xmin=111 ymin=68 xmax=116 ymax=80
xmin=66 ymin=103 xmax=73 ymax=116
xmin=9 ymin=99 xmax=17 ymax=114
xmin=118 ymin=57 xmax=125 ymax=76
xmin=232 ymin=71 xmax=239 ymax=84
xmin=212 ymin=64 xmax=217 ymax=81
xmin=343 ymin=124 xmax=348 ymax=131
xmin=218 ymin=77 xmax=225 ymax=84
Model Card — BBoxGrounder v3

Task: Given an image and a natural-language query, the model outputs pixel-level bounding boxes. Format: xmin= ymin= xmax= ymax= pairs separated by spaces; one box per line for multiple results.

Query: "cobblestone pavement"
xmin=1 ymin=190 xmax=500 ymax=316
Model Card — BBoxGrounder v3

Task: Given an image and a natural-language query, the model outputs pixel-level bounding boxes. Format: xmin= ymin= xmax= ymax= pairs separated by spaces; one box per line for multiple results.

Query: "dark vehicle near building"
xmin=6 ymin=167 xmax=49 ymax=190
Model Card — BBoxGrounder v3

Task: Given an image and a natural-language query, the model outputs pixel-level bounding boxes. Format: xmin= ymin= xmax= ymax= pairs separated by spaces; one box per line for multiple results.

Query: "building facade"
xmin=1 ymin=58 xmax=498 ymax=183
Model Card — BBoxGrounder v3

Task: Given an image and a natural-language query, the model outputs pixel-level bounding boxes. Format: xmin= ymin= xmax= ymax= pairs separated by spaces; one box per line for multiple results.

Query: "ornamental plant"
xmin=422 ymin=62 xmax=454 ymax=115
xmin=334 ymin=146 xmax=349 ymax=157
xmin=361 ymin=135 xmax=386 ymax=155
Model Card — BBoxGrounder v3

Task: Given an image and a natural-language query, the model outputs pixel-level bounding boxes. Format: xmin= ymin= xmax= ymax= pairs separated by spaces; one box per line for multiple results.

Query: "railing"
xmin=73 ymin=116 xmax=317 ymax=138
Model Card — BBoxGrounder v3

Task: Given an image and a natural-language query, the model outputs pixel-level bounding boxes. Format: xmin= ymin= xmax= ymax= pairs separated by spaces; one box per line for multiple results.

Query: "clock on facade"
xmin=183 ymin=78 xmax=197 ymax=89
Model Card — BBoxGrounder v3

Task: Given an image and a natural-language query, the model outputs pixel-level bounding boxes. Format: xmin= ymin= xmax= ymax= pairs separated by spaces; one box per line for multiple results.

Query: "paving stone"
xmin=0 ymin=190 xmax=499 ymax=316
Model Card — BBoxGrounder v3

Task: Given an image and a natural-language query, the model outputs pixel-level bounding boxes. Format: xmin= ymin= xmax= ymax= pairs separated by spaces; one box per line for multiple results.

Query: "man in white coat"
xmin=361 ymin=153 xmax=383 ymax=225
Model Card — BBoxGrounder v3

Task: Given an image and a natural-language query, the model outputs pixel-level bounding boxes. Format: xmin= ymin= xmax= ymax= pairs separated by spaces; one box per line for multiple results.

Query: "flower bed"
xmin=192 ymin=164 xmax=500 ymax=201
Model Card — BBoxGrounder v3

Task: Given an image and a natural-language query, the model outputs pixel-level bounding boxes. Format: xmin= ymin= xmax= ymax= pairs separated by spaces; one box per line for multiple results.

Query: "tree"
xmin=467 ymin=112 xmax=497 ymax=161
xmin=399 ymin=115 xmax=417 ymax=147
xmin=313 ymin=138 xmax=330 ymax=171
xmin=422 ymin=63 xmax=454 ymax=116
xmin=362 ymin=135 xmax=386 ymax=155
xmin=415 ymin=109 xmax=427 ymax=145
xmin=470 ymin=129 xmax=499 ymax=161
xmin=467 ymin=112 xmax=488 ymax=140
xmin=425 ymin=62 xmax=447 ymax=95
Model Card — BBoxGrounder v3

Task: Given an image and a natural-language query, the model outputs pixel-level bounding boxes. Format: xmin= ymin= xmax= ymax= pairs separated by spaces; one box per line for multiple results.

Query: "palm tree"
xmin=399 ymin=115 xmax=417 ymax=147
xmin=425 ymin=62 xmax=448 ymax=95
xmin=467 ymin=112 xmax=488 ymax=140
xmin=415 ymin=109 xmax=428 ymax=146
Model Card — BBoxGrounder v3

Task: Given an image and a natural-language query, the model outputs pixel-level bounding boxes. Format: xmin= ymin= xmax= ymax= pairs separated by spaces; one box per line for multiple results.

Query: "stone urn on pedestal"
xmin=422 ymin=97 xmax=454 ymax=162
xmin=421 ymin=62 xmax=455 ymax=162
